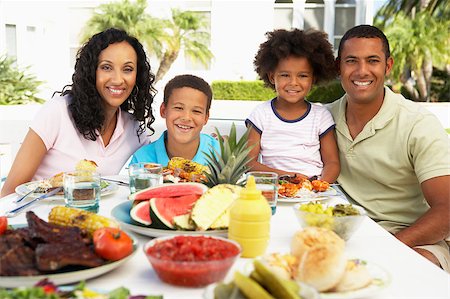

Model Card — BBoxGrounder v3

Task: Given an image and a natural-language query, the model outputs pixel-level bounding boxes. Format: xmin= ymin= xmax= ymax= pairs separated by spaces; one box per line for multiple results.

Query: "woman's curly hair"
xmin=254 ymin=28 xmax=337 ymax=90
xmin=58 ymin=28 xmax=156 ymax=141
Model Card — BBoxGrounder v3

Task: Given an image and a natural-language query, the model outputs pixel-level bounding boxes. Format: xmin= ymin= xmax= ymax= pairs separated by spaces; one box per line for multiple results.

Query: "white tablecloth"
xmin=1 ymin=177 xmax=449 ymax=299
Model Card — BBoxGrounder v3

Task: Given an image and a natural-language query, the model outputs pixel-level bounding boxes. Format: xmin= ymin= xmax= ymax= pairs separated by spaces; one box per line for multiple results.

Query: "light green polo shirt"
xmin=329 ymin=87 xmax=450 ymax=232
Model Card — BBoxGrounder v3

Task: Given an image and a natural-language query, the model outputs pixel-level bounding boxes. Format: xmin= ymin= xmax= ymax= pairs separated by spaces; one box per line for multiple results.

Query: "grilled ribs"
xmin=0 ymin=211 xmax=105 ymax=276
xmin=36 ymin=242 xmax=103 ymax=271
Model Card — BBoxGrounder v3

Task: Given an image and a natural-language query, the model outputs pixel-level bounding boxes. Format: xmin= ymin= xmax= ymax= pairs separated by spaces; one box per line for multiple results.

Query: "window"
xmin=5 ymin=24 xmax=17 ymax=58
xmin=274 ymin=0 xmax=293 ymax=29
xmin=334 ymin=0 xmax=356 ymax=50
xmin=304 ymin=0 xmax=324 ymax=31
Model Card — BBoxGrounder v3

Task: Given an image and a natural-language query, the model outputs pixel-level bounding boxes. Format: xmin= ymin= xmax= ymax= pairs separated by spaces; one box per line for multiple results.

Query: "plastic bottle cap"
xmin=240 ymin=175 xmax=263 ymax=200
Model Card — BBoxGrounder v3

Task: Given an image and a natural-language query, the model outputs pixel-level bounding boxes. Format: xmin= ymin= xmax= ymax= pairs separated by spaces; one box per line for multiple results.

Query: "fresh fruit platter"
xmin=128 ymin=183 xmax=241 ymax=232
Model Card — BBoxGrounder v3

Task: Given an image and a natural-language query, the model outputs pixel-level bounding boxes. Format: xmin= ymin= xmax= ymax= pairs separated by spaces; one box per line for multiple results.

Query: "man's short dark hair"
xmin=163 ymin=74 xmax=213 ymax=113
xmin=337 ymin=25 xmax=391 ymax=60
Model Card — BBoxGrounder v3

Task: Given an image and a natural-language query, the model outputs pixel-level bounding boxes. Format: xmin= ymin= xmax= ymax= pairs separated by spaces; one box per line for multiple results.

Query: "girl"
xmin=246 ymin=28 xmax=339 ymax=183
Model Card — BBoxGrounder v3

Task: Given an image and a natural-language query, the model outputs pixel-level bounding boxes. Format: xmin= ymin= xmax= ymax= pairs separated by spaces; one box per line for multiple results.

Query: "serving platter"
xmin=0 ymin=227 xmax=138 ymax=288
xmin=15 ymin=181 xmax=119 ymax=200
xmin=111 ymin=200 xmax=228 ymax=238
xmin=321 ymin=260 xmax=391 ymax=299
xmin=278 ymin=187 xmax=338 ymax=203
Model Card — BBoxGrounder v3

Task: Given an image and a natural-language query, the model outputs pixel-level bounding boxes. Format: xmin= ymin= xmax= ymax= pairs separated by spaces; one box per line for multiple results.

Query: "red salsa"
xmin=145 ymin=236 xmax=240 ymax=287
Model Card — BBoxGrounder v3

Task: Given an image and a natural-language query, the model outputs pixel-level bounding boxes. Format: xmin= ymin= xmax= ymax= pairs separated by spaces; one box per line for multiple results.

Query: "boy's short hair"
xmin=337 ymin=24 xmax=391 ymax=61
xmin=163 ymin=74 xmax=213 ymax=113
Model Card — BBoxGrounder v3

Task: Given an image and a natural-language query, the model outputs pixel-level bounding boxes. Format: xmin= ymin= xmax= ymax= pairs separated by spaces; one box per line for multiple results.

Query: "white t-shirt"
xmin=246 ymin=99 xmax=335 ymax=177
xmin=31 ymin=95 xmax=150 ymax=180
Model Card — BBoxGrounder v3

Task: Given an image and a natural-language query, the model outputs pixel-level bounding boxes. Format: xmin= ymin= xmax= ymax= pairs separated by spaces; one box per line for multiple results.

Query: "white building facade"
xmin=0 ymin=0 xmax=385 ymax=100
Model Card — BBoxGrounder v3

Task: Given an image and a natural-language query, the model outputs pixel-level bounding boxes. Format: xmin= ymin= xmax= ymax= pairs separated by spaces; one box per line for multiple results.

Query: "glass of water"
xmin=246 ymin=171 xmax=278 ymax=215
xmin=63 ymin=170 xmax=101 ymax=213
xmin=128 ymin=162 xmax=163 ymax=194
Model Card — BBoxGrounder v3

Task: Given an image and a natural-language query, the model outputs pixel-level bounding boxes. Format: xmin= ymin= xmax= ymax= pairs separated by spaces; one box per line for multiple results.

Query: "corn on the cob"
xmin=48 ymin=206 xmax=119 ymax=235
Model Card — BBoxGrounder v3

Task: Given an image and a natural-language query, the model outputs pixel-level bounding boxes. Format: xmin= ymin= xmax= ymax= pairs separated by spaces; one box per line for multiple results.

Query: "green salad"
xmin=0 ymin=280 xmax=162 ymax=299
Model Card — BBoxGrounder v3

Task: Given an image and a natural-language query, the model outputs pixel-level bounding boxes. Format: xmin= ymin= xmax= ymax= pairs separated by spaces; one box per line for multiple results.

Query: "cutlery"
xmin=101 ymin=177 xmax=129 ymax=186
xmin=6 ymin=187 xmax=63 ymax=218
xmin=13 ymin=187 xmax=40 ymax=203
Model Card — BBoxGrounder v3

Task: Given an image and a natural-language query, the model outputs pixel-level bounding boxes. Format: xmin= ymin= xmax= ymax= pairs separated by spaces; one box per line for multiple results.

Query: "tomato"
xmin=0 ymin=216 xmax=7 ymax=235
xmin=93 ymin=227 xmax=133 ymax=261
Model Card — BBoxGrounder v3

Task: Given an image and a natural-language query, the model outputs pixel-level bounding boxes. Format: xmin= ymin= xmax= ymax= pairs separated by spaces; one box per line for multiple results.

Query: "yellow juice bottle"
xmin=228 ymin=175 xmax=271 ymax=258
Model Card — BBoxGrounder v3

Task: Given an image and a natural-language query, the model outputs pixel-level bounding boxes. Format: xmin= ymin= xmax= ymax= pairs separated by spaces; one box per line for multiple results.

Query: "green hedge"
xmin=211 ymin=80 xmax=344 ymax=103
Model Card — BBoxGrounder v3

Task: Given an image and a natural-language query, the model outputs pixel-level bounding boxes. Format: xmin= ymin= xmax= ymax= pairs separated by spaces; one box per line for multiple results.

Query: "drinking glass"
xmin=128 ymin=162 xmax=163 ymax=194
xmin=64 ymin=170 xmax=101 ymax=213
xmin=246 ymin=171 xmax=278 ymax=215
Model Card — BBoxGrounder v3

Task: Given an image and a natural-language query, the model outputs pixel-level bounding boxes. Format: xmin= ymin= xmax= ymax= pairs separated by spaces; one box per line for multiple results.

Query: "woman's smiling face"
xmin=95 ymin=41 xmax=137 ymax=111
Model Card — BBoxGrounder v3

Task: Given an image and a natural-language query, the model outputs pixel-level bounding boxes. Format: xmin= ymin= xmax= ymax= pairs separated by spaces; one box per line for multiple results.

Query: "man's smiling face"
xmin=339 ymin=37 xmax=393 ymax=105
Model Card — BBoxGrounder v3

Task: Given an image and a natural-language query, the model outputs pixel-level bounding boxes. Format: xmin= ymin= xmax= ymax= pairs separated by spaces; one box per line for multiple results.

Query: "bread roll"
xmin=291 ymin=227 xmax=346 ymax=292
xmin=75 ymin=159 xmax=98 ymax=172
xmin=332 ymin=259 xmax=372 ymax=292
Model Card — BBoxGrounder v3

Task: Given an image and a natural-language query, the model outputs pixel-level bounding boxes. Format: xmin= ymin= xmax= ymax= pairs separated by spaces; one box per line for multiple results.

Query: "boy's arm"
xmin=319 ymin=129 xmax=340 ymax=183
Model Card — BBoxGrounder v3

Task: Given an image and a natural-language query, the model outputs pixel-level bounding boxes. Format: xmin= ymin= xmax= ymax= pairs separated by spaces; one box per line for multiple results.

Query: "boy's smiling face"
xmin=161 ymin=87 xmax=209 ymax=150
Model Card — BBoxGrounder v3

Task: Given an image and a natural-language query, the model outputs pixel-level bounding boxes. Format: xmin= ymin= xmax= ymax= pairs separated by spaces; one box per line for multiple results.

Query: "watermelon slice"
xmin=129 ymin=182 xmax=208 ymax=201
xmin=130 ymin=200 xmax=152 ymax=226
xmin=149 ymin=194 xmax=201 ymax=229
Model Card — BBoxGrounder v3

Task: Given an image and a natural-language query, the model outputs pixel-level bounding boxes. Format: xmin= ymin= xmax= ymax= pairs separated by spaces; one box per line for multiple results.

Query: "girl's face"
xmin=96 ymin=41 xmax=137 ymax=111
xmin=160 ymin=87 xmax=209 ymax=148
xmin=269 ymin=56 xmax=314 ymax=105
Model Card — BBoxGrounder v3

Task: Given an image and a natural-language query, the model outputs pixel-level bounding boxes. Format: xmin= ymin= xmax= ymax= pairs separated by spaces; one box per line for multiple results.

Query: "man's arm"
xmin=395 ymin=175 xmax=450 ymax=247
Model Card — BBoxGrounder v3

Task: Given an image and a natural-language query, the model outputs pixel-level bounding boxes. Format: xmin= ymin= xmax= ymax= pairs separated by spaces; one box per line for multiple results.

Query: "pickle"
xmin=213 ymin=282 xmax=246 ymax=299
xmin=249 ymin=269 xmax=264 ymax=285
xmin=233 ymin=271 xmax=275 ymax=299
xmin=254 ymin=260 xmax=301 ymax=299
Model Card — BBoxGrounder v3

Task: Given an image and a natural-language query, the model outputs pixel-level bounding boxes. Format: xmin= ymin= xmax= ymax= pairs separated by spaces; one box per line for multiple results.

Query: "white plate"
xmin=203 ymin=280 xmax=320 ymax=299
xmin=321 ymin=260 xmax=390 ymax=299
xmin=0 ymin=229 xmax=138 ymax=288
xmin=111 ymin=200 xmax=228 ymax=238
xmin=278 ymin=187 xmax=338 ymax=203
xmin=15 ymin=181 xmax=119 ymax=201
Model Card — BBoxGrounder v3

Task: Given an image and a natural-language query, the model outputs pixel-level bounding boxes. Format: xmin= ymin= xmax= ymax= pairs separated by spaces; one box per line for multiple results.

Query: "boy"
xmin=130 ymin=74 xmax=219 ymax=166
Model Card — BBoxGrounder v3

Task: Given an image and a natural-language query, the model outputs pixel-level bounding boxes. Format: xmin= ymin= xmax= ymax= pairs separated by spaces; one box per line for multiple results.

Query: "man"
xmin=329 ymin=24 xmax=450 ymax=271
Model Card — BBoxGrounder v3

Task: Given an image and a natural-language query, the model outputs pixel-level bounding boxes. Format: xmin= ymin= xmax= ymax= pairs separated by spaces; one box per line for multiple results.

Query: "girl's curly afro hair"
xmin=58 ymin=28 xmax=156 ymax=141
xmin=254 ymin=28 xmax=337 ymax=90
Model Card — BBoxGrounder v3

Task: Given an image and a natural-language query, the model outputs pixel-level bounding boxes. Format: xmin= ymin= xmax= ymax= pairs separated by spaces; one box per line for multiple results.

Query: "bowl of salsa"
xmin=144 ymin=235 xmax=241 ymax=287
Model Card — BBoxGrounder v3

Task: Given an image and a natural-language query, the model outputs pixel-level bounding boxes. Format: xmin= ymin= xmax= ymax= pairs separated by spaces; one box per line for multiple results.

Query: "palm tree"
xmin=384 ymin=12 xmax=449 ymax=101
xmin=155 ymin=8 xmax=213 ymax=82
xmin=375 ymin=0 xmax=450 ymax=101
xmin=80 ymin=0 xmax=212 ymax=83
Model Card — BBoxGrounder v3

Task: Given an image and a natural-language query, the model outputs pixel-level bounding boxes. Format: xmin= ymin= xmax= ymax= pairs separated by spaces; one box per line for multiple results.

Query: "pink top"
xmin=30 ymin=95 xmax=151 ymax=180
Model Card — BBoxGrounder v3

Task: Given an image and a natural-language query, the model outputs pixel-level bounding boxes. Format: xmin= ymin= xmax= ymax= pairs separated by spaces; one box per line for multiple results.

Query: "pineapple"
xmin=203 ymin=123 xmax=253 ymax=187
xmin=191 ymin=184 xmax=242 ymax=230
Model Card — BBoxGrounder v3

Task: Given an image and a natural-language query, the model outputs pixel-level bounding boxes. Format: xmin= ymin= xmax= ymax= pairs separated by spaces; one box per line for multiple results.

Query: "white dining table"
xmin=1 ymin=176 xmax=449 ymax=299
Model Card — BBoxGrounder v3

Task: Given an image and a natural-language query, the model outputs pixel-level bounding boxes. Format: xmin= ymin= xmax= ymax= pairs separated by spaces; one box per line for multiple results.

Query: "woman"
xmin=1 ymin=28 xmax=156 ymax=197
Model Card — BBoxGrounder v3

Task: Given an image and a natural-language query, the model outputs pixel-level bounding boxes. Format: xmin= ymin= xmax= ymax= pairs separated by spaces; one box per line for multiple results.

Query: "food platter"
xmin=15 ymin=181 xmax=119 ymax=201
xmin=0 ymin=227 xmax=138 ymax=288
xmin=321 ymin=260 xmax=391 ymax=299
xmin=203 ymin=281 xmax=320 ymax=299
xmin=278 ymin=187 xmax=338 ymax=203
xmin=111 ymin=200 xmax=228 ymax=238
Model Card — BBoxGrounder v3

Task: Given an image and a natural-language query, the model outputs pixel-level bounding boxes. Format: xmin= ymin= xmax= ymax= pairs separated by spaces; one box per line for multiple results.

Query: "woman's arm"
xmin=319 ymin=129 xmax=340 ymax=183
xmin=1 ymin=129 xmax=47 ymax=197
xmin=247 ymin=127 xmax=307 ymax=178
